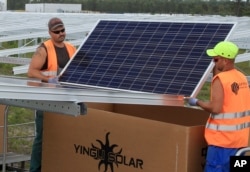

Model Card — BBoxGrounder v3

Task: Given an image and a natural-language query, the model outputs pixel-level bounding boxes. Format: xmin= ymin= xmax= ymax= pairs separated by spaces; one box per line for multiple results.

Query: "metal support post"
xmin=235 ymin=147 xmax=250 ymax=156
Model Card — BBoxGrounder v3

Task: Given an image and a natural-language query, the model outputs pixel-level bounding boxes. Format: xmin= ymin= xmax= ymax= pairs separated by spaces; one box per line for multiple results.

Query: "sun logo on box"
xmin=74 ymin=132 xmax=144 ymax=172
xmin=92 ymin=132 xmax=122 ymax=172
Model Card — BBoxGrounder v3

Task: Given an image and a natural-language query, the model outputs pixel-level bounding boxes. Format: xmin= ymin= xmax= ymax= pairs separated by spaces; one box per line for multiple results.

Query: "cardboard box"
xmin=42 ymin=104 xmax=210 ymax=172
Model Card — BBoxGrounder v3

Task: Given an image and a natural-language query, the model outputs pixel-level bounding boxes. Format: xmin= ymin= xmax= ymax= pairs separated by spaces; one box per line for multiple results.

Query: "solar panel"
xmin=60 ymin=20 xmax=235 ymax=96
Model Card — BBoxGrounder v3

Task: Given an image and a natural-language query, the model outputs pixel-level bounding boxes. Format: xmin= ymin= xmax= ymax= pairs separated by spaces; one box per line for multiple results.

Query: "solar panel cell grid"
xmin=60 ymin=20 xmax=234 ymax=96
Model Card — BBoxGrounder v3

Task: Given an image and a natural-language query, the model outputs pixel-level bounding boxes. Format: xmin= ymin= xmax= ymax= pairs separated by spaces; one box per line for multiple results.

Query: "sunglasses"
xmin=213 ymin=58 xmax=219 ymax=62
xmin=51 ymin=28 xmax=65 ymax=34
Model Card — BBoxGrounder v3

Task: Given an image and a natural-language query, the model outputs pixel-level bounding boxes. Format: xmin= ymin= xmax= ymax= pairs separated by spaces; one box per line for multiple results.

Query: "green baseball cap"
xmin=206 ymin=41 xmax=239 ymax=59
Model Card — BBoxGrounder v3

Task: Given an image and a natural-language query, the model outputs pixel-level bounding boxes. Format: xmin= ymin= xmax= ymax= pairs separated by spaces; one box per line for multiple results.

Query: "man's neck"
xmin=223 ymin=64 xmax=235 ymax=72
xmin=52 ymin=40 xmax=64 ymax=48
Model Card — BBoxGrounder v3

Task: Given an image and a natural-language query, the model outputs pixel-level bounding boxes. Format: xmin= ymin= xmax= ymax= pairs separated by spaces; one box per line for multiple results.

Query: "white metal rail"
xmin=235 ymin=147 xmax=250 ymax=156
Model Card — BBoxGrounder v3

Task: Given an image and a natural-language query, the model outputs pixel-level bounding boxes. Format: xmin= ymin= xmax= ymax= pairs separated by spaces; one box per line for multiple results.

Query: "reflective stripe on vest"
xmin=210 ymin=110 xmax=250 ymax=119
xmin=206 ymin=122 xmax=250 ymax=131
xmin=206 ymin=110 xmax=250 ymax=131
xmin=41 ymin=71 xmax=57 ymax=77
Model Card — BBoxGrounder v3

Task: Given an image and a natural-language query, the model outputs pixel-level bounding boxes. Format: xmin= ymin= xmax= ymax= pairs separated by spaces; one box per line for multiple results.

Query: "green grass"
xmin=7 ymin=107 xmax=35 ymax=154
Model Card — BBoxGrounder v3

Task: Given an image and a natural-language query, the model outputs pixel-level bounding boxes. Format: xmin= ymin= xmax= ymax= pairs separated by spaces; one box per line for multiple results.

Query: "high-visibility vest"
xmin=41 ymin=39 xmax=76 ymax=77
xmin=205 ymin=69 xmax=250 ymax=148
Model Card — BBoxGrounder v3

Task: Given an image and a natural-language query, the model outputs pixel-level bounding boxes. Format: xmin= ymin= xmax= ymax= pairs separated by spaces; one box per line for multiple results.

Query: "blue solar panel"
xmin=60 ymin=20 xmax=235 ymax=96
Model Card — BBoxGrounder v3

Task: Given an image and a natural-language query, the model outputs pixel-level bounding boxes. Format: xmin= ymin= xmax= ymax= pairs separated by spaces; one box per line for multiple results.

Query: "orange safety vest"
xmin=41 ymin=39 xmax=76 ymax=77
xmin=205 ymin=69 xmax=250 ymax=148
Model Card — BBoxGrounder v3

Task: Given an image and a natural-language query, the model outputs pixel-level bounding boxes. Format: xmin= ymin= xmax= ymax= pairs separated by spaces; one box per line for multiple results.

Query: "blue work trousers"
xmin=204 ymin=145 xmax=239 ymax=172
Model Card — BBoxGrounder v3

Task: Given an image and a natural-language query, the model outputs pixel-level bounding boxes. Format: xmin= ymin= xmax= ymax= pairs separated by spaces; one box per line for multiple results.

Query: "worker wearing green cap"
xmin=188 ymin=41 xmax=250 ymax=172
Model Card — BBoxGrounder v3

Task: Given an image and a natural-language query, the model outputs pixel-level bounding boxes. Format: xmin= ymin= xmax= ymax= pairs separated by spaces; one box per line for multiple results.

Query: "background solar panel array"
xmin=60 ymin=20 xmax=234 ymax=96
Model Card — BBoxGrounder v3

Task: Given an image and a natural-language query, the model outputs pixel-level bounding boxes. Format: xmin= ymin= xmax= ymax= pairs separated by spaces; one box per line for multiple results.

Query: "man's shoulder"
xmin=37 ymin=42 xmax=47 ymax=52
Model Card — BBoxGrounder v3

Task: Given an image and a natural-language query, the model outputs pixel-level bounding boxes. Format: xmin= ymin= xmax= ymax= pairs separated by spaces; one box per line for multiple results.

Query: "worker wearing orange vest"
xmin=28 ymin=17 xmax=76 ymax=172
xmin=188 ymin=41 xmax=250 ymax=172
xmin=40 ymin=39 xmax=76 ymax=78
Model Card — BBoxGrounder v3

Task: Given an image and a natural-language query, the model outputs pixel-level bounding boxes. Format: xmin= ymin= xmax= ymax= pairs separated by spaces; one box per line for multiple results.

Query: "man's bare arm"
xmin=28 ymin=46 xmax=49 ymax=82
xmin=197 ymin=77 xmax=224 ymax=114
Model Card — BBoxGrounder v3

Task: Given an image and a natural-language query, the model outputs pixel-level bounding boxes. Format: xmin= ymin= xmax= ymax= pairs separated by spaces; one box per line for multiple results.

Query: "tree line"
xmin=6 ymin=0 xmax=250 ymax=17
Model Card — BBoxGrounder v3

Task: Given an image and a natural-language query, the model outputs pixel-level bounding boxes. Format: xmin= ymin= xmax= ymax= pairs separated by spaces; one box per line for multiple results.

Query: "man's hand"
xmin=188 ymin=98 xmax=198 ymax=106
xmin=48 ymin=77 xmax=59 ymax=84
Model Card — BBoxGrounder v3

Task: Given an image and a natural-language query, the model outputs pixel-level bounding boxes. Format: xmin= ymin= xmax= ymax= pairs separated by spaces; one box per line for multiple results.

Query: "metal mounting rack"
xmin=0 ymin=99 xmax=86 ymax=116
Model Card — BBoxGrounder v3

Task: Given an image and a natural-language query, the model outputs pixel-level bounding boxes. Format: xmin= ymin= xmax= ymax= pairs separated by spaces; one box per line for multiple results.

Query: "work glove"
xmin=188 ymin=98 xmax=198 ymax=106
xmin=48 ymin=77 xmax=59 ymax=84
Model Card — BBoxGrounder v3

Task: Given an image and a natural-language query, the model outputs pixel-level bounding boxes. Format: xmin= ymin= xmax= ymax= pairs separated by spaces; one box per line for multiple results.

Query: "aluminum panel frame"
xmin=0 ymin=76 xmax=185 ymax=107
